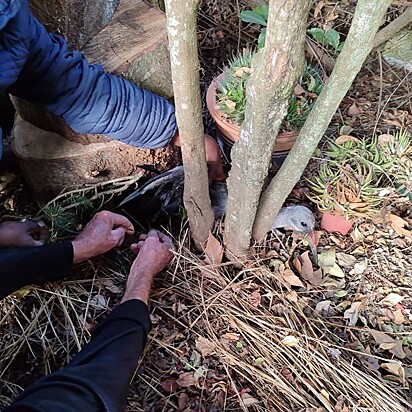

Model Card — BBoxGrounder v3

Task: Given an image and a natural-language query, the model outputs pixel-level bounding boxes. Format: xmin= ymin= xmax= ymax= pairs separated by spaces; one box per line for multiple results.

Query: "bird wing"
xmin=117 ymin=166 xmax=184 ymax=208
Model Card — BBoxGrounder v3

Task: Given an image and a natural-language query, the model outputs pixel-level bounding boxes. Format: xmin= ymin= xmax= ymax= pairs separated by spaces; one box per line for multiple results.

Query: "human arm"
xmin=0 ymin=211 xmax=134 ymax=299
xmin=4 ymin=0 xmax=177 ymax=149
xmin=3 ymin=229 xmax=174 ymax=412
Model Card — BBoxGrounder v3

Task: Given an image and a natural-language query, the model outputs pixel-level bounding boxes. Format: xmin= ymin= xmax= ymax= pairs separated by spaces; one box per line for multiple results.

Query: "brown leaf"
xmin=248 ymin=290 xmax=261 ymax=307
xmin=335 ymin=135 xmax=361 ymax=145
xmin=313 ymin=0 xmax=325 ymax=18
xmin=234 ymin=67 xmax=252 ymax=77
xmin=343 ymin=300 xmax=365 ymax=326
xmin=392 ymin=309 xmax=406 ymax=325
xmin=221 ymin=332 xmax=240 ymax=341
xmin=282 ymin=269 xmax=304 ymax=287
xmin=348 ymin=102 xmax=360 ymax=116
xmin=294 ymin=84 xmax=306 ymax=96
xmin=195 ymin=336 xmax=216 ymax=357
xmin=387 ymin=213 xmax=412 ymax=236
xmin=369 ymin=330 xmax=406 ymax=359
xmin=224 ymin=99 xmax=236 ymax=110
xmin=204 ymin=231 xmax=223 ymax=265
xmin=161 ymin=379 xmax=179 ymax=393
xmin=300 ymin=251 xmax=322 ymax=286
xmin=176 ymin=372 xmax=197 ymax=388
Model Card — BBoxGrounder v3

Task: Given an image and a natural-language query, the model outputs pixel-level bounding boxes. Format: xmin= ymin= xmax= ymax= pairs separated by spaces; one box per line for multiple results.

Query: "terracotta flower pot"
xmin=321 ymin=212 xmax=353 ymax=235
xmin=206 ymin=74 xmax=299 ymax=159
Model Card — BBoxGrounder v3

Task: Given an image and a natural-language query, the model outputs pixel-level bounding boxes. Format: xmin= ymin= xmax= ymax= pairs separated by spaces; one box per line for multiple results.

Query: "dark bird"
xmin=117 ymin=166 xmax=317 ymax=259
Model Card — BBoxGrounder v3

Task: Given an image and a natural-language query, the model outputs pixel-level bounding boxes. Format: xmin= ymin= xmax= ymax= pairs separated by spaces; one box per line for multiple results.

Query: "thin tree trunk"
xmin=252 ymin=0 xmax=392 ymax=241
xmin=224 ymin=0 xmax=310 ymax=258
xmin=165 ymin=0 xmax=214 ymax=247
xmin=374 ymin=7 xmax=412 ymax=48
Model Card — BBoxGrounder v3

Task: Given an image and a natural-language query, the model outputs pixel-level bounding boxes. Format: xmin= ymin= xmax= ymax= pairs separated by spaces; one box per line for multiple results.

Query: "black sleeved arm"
xmin=0 ymin=240 xmax=74 ymax=299
xmin=3 ymin=299 xmax=151 ymax=412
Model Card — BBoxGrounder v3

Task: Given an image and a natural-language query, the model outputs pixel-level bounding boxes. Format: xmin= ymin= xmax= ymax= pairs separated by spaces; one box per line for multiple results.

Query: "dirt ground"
xmin=1 ymin=1 xmax=412 ymax=411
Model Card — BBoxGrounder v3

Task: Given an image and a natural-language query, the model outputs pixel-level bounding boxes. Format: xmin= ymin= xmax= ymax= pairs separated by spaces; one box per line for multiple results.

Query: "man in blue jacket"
xmin=0 ymin=0 xmax=225 ymax=179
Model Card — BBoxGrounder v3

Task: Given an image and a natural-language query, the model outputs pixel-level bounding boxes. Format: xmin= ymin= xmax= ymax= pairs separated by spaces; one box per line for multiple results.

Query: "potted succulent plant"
xmin=206 ymin=2 xmax=324 ymax=164
xmin=306 ymin=134 xmax=396 ymax=235
xmin=206 ymin=50 xmax=324 ymax=163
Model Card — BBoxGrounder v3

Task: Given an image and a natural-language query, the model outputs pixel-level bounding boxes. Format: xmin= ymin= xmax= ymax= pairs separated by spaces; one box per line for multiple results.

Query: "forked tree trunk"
xmin=165 ymin=0 xmax=214 ymax=247
xmin=252 ymin=0 xmax=392 ymax=241
xmin=224 ymin=0 xmax=310 ymax=258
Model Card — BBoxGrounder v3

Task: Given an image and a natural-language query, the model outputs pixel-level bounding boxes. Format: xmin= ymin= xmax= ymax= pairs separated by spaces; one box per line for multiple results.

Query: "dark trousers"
xmin=3 ymin=300 xmax=151 ymax=412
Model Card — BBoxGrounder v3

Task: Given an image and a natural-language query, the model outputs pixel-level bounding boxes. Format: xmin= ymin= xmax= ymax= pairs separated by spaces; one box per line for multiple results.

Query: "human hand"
xmin=130 ymin=229 xmax=175 ymax=275
xmin=171 ymin=131 xmax=226 ymax=184
xmin=122 ymin=229 xmax=175 ymax=304
xmin=72 ymin=211 xmax=134 ymax=263
xmin=204 ymin=134 xmax=226 ymax=184
xmin=0 ymin=220 xmax=48 ymax=248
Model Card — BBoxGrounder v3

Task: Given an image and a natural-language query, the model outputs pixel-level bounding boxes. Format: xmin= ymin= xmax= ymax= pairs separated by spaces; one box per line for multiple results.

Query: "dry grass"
xmin=2 ymin=226 xmax=409 ymax=411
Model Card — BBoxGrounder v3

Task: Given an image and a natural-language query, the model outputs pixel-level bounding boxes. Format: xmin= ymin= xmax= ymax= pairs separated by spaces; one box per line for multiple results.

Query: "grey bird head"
xmin=270 ymin=205 xmax=315 ymax=235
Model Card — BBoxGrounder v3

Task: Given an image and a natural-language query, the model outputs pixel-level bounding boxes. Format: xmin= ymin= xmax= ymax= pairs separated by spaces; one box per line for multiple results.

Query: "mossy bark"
xmin=165 ymin=0 xmax=214 ymax=247
xmin=224 ymin=0 xmax=310 ymax=258
xmin=252 ymin=0 xmax=392 ymax=241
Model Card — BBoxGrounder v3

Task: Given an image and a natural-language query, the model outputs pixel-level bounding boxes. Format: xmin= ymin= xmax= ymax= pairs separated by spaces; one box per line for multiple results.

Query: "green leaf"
xmin=334 ymin=290 xmax=349 ymax=299
xmin=258 ymin=28 xmax=266 ymax=49
xmin=252 ymin=4 xmax=269 ymax=20
xmin=325 ymin=29 xmax=341 ymax=50
xmin=240 ymin=10 xmax=267 ymax=26
xmin=307 ymin=27 xmax=326 ymax=45
xmin=253 ymin=357 xmax=265 ymax=366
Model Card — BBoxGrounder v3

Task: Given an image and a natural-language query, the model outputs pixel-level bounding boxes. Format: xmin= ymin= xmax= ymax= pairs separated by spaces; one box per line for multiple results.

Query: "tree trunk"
xmin=165 ymin=0 xmax=214 ymax=247
xmin=29 ymin=0 xmax=119 ymax=49
xmin=374 ymin=7 xmax=412 ymax=48
xmin=224 ymin=0 xmax=310 ymax=258
xmin=252 ymin=0 xmax=391 ymax=241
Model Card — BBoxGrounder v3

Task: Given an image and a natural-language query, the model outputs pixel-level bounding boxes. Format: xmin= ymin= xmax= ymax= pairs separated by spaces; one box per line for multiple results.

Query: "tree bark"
xmin=224 ymin=0 xmax=310 ymax=258
xmin=374 ymin=7 xmax=412 ymax=48
xmin=165 ymin=0 xmax=214 ymax=247
xmin=252 ymin=0 xmax=392 ymax=241
xmin=29 ymin=0 xmax=119 ymax=49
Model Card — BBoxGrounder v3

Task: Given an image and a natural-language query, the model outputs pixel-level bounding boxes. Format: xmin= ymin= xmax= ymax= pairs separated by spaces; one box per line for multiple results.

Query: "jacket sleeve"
xmin=0 ymin=240 xmax=74 ymax=299
xmin=3 ymin=299 xmax=151 ymax=412
xmin=6 ymin=0 xmax=177 ymax=149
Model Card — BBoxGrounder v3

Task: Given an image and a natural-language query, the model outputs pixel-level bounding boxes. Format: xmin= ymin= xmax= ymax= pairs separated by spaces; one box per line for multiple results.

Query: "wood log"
xmin=82 ymin=0 xmax=173 ymax=99
xmin=11 ymin=116 xmax=181 ymax=205
xmin=29 ymin=0 xmax=120 ymax=49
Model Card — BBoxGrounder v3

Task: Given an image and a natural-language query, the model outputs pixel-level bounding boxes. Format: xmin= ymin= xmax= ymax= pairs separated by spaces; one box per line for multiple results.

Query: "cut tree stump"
xmin=29 ymin=0 xmax=120 ymax=49
xmin=11 ymin=116 xmax=180 ymax=205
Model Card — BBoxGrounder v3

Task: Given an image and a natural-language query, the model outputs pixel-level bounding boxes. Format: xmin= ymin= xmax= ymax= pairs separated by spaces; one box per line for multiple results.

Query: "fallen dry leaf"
xmin=387 ymin=213 xmax=412 ymax=236
xmin=161 ymin=379 xmax=179 ymax=392
xmin=327 ymin=263 xmax=345 ymax=278
xmin=314 ymin=300 xmax=332 ymax=316
xmin=282 ymin=269 xmax=304 ymax=287
xmin=344 ymin=300 xmax=365 ymax=326
xmin=281 ymin=335 xmax=300 ymax=347
xmin=234 ymin=66 xmax=252 ymax=77
xmin=204 ymin=231 xmax=223 ymax=265
xmin=318 ymin=248 xmax=336 ymax=270
xmin=369 ymin=330 xmax=406 ymax=359
xmin=196 ymin=336 xmax=217 ymax=357
xmin=335 ymin=135 xmax=361 ymax=145
xmin=221 ymin=332 xmax=240 ymax=341
xmin=379 ymin=292 xmax=405 ymax=307
xmin=248 ymin=290 xmax=262 ymax=307
xmin=348 ymin=102 xmax=361 ymax=116
xmin=381 ymin=362 xmax=404 ymax=377
xmin=392 ymin=309 xmax=406 ymax=325
xmin=241 ymin=393 xmax=260 ymax=407
xmin=176 ymin=372 xmax=197 ymax=388
xmin=300 ymin=251 xmax=322 ymax=286
xmin=294 ymin=84 xmax=306 ymax=95
xmin=224 ymin=99 xmax=236 ymax=110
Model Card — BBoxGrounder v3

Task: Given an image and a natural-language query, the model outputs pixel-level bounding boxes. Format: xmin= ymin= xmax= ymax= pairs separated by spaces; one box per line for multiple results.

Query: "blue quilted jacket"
xmin=0 ymin=0 xmax=177 ymax=158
